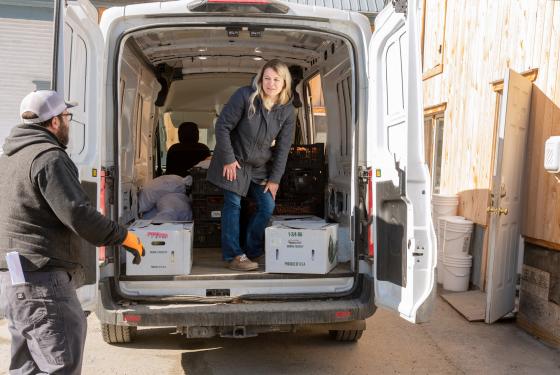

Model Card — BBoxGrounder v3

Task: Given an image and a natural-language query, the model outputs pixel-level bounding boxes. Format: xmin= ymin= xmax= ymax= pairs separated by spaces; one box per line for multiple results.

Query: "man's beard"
xmin=56 ymin=124 xmax=69 ymax=146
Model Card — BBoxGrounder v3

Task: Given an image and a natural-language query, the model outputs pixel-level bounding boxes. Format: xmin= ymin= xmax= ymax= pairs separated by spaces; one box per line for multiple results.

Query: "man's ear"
xmin=49 ymin=116 xmax=60 ymax=132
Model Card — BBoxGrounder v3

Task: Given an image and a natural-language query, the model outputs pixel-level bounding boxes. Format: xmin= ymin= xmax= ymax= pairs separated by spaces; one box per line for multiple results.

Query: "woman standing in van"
xmin=207 ymin=59 xmax=295 ymax=271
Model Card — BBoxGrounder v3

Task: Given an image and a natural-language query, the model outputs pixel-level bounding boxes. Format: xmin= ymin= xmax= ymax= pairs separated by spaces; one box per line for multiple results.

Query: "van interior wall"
xmin=312 ymin=46 xmax=354 ymax=263
xmin=161 ymin=72 xmax=255 ymax=151
xmin=119 ymin=41 xmax=161 ymax=223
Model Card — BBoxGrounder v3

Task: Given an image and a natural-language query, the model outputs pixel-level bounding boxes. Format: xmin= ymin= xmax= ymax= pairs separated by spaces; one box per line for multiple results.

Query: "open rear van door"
xmin=53 ymin=0 xmax=104 ymax=311
xmin=366 ymin=0 xmax=436 ymax=323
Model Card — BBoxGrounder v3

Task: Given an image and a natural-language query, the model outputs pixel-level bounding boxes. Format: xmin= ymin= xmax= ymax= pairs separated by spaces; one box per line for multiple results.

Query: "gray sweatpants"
xmin=0 ymin=270 xmax=87 ymax=375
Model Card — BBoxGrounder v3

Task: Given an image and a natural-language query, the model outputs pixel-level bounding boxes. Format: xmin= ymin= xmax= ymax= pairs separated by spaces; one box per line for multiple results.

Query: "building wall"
xmin=422 ymin=0 xmax=560 ymax=245
xmin=0 ymin=2 xmax=53 ymax=143
xmin=518 ymin=242 xmax=560 ymax=348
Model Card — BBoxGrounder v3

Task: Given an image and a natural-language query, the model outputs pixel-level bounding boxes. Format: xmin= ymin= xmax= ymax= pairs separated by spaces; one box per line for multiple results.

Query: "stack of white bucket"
xmin=439 ymin=216 xmax=474 ymax=291
xmin=432 ymin=194 xmax=474 ymax=292
xmin=432 ymin=194 xmax=459 ymax=275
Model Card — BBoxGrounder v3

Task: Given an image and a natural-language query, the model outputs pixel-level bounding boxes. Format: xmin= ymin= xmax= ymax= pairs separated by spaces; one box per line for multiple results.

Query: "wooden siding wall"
xmin=422 ymin=0 xmax=560 ymax=245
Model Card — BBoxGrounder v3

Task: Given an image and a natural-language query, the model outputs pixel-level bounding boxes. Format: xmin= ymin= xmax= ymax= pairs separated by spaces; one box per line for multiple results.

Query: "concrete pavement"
xmin=0 ymin=295 xmax=558 ymax=374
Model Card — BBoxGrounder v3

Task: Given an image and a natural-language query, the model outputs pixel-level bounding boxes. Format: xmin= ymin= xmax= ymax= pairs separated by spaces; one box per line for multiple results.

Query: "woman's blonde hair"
xmin=248 ymin=59 xmax=292 ymax=117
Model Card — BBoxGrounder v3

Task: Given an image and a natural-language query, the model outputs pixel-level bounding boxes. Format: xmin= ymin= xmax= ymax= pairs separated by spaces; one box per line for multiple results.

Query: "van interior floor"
xmin=192 ymin=247 xmax=352 ymax=276
xmin=120 ymin=247 xmax=353 ymax=280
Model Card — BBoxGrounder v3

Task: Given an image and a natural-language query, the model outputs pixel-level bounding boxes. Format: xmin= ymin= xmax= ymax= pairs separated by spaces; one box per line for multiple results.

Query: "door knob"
xmin=487 ymin=206 xmax=508 ymax=215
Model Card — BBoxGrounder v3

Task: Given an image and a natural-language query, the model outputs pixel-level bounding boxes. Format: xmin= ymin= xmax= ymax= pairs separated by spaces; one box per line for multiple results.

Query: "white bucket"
xmin=441 ymin=216 xmax=473 ymax=257
xmin=437 ymin=257 xmax=443 ymax=284
xmin=445 ymin=253 xmax=473 ymax=264
xmin=432 ymin=194 xmax=459 ymax=218
xmin=432 ymin=194 xmax=459 ymax=202
xmin=442 ymin=254 xmax=472 ymax=292
xmin=436 ymin=215 xmax=464 ymax=284
xmin=432 ymin=194 xmax=459 ymax=241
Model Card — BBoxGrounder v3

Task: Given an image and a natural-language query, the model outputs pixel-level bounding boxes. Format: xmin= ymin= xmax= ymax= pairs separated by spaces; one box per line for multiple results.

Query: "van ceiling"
xmin=132 ymin=27 xmax=342 ymax=74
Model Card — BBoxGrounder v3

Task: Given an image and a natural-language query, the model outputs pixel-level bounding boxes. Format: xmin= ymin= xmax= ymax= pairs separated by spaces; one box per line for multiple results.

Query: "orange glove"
xmin=122 ymin=231 xmax=145 ymax=265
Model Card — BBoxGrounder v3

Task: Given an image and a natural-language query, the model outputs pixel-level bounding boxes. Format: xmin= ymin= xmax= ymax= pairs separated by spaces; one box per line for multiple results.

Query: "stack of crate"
xmin=190 ymin=167 xmax=223 ymax=248
xmin=275 ymin=143 xmax=325 ymax=216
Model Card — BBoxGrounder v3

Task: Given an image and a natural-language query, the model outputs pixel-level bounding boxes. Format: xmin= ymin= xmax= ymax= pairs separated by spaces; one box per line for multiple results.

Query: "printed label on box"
xmin=126 ymin=221 xmax=193 ymax=276
xmin=265 ymin=221 xmax=338 ymax=274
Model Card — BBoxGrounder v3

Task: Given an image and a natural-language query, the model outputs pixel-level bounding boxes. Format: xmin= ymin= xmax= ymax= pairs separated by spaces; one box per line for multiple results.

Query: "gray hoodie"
xmin=0 ymin=123 xmax=127 ymax=272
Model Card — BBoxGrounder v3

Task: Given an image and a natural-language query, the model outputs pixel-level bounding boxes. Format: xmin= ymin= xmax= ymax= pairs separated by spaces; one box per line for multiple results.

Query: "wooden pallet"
xmin=441 ymin=290 xmax=486 ymax=322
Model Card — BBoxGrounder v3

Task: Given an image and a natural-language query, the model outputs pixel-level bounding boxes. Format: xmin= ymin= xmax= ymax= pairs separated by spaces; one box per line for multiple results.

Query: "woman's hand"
xmin=263 ymin=181 xmax=279 ymax=200
xmin=223 ymin=161 xmax=241 ymax=181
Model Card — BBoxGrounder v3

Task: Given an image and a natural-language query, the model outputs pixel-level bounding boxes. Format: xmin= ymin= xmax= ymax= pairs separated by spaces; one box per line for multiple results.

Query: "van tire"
xmin=329 ymin=329 xmax=363 ymax=342
xmin=101 ymin=323 xmax=137 ymax=344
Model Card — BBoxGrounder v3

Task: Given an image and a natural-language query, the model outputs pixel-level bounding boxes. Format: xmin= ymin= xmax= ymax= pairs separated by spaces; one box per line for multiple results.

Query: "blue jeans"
xmin=222 ymin=182 xmax=275 ymax=261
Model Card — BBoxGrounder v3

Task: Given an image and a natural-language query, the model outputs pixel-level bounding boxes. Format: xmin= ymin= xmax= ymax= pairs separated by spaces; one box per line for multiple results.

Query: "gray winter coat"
xmin=0 ymin=124 xmax=127 ymax=272
xmin=207 ymin=86 xmax=295 ymax=196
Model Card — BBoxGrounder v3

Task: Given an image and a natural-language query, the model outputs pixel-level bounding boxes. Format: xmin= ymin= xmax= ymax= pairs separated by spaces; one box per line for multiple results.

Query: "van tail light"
xmin=188 ymin=0 xmax=289 ymax=13
xmin=123 ymin=314 xmax=141 ymax=323
xmin=99 ymin=246 xmax=106 ymax=262
xmin=367 ymin=168 xmax=374 ymax=257
xmin=99 ymin=169 xmax=107 ymax=262
xmin=335 ymin=311 xmax=352 ymax=319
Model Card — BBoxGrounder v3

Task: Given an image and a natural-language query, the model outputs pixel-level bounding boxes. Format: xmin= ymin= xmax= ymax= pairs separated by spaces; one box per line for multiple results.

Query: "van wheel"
xmin=101 ymin=323 xmax=137 ymax=344
xmin=329 ymin=329 xmax=363 ymax=342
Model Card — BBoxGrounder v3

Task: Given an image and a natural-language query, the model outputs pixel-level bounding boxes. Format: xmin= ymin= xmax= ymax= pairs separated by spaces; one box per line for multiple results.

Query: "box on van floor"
xmin=126 ymin=220 xmax=193 ymax=276
xmin=265 ymin=220 xmax=338 ymax=274
xmin=269 ymin=215 xmax=324 ymax=226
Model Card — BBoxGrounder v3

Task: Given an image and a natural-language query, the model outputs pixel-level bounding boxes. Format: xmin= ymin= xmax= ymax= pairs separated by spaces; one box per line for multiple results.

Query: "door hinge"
xmin=104 ymin=166 xmax=116 ymax=178
xmin=104 ymin=166 xmax=116 ymax=205
xmin=392 ymin=0 xmax=407 ymax=15
xmin=358 ymin=166 xmax=371 ymax=183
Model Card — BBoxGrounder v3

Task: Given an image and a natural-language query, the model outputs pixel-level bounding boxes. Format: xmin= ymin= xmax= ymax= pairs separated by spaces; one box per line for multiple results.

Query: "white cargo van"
xmin=53 ymin=0 xmax=436 ymax=343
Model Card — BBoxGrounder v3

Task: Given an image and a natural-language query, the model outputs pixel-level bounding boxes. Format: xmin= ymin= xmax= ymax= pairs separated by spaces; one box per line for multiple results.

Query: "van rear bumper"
xmin=96 ymin=275 xmax=376 ymax=328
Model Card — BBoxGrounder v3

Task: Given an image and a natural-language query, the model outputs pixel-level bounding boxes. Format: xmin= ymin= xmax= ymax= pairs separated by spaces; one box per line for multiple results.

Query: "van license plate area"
xmin=206 ymin=289 xmax=230 ymax=297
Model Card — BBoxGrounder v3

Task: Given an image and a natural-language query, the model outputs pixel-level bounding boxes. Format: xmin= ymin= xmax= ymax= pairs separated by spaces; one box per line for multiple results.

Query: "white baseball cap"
xmin=19 ymin=90 xmax=77 ymax=124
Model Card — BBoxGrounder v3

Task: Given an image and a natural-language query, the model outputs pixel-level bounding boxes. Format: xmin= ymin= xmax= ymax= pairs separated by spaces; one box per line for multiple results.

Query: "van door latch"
xmin=392 ymin=0 xmax=407 ymax=15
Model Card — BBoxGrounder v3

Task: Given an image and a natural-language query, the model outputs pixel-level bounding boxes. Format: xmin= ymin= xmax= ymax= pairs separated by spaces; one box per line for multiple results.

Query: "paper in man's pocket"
xmin=6 ymin=251 xmax=26 ymax=285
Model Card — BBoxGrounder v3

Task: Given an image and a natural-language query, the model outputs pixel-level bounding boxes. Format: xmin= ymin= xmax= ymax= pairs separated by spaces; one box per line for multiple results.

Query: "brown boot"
xmin=229 ymin=254 xmax=259 ymax=271
xmin=249 ymin=254 xmax=265 ymax=266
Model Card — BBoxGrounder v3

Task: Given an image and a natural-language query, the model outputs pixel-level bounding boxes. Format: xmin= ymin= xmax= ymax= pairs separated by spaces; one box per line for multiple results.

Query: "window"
xmin=336 ymin=75 xmax=352 ymax=156
xmin=135 ymin=95 xmax=144 ymax=160
xmin=64 ymin=24 xmax=88 ymax=157
xmin=424 ymin=104 xmax=446 ymax=193
xmin=305 ymin=74 xmax=327 ymax=144
xmin=489 ymin=68 xmax=538 ymax=178
xmin=421 ymin=0 xmax=447 ymax=80
xmin=386 ymin=39 xmax=404 ymax=116
xmin=384 ymin=31 xmax=406 ymax=163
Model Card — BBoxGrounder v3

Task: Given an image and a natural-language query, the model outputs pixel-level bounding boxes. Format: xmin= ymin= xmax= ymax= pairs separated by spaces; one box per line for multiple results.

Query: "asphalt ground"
xmin=0 ymin=295 xmax=559 ymax=374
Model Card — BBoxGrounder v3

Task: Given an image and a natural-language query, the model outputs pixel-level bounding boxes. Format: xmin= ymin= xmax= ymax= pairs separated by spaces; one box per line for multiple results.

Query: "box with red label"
xmin=125 ymin=220 xmax=193 ymax=276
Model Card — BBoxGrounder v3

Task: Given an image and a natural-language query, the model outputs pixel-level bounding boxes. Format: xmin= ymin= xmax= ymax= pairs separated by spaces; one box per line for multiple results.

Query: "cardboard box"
xmin=125 ymin=220 xmax=193 ymax=276
xmin=265 ymin=221 xmax=338 ymax=274
xmin=269 ymin=215 xmax=323 ymax=226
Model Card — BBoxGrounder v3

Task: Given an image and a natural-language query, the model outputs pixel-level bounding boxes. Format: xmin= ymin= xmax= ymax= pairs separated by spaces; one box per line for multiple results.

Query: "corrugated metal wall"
xmin=285 ymin=0 xmax=385 ymax=13
xmin=91 ymin=0 xmax=386 ymax=13
xmin=0 ymin=4 xmax=53 ymax=142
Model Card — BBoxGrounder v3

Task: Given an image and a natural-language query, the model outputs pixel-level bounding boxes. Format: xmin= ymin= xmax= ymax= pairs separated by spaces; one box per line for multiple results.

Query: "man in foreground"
xmin=0 ymin=90 xmax=145 ymax=374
